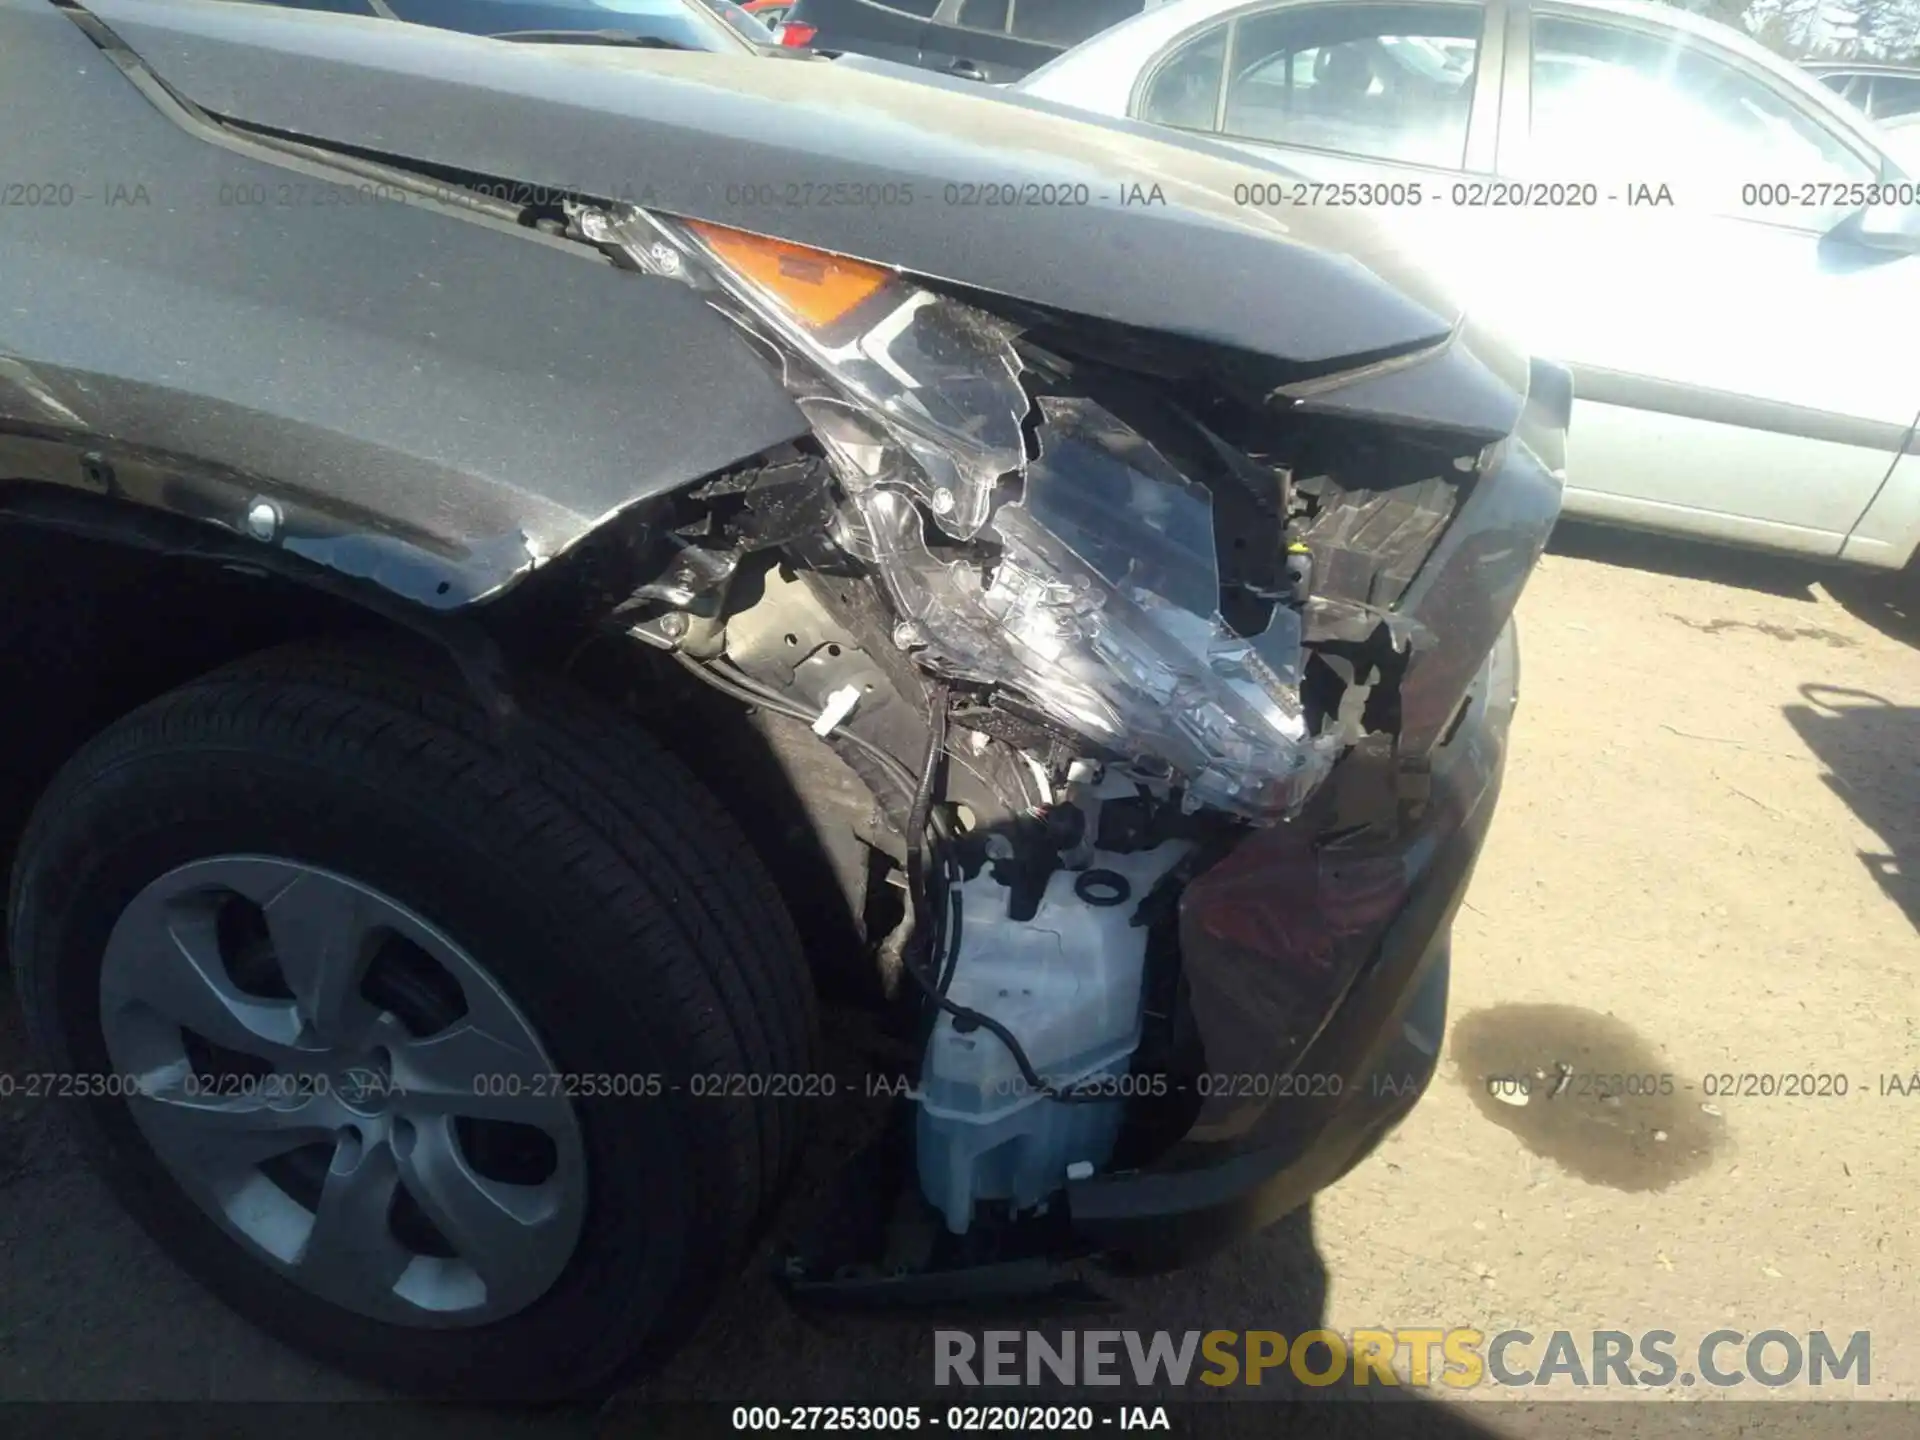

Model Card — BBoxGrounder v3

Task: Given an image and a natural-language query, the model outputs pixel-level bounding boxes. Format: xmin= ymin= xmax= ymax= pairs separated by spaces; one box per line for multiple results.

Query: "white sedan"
xmin=1020 ymin=0 xmax=1920 ymax=569
xmin=1886 ymin=112 xmax=1920 ymax=173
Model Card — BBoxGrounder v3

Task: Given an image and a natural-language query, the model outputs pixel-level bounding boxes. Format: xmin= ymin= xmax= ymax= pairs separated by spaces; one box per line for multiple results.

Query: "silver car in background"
xmin=1805 ymin=61 xmax=1920 ymax=124
xmin=1885 ymin=111 xmax=1920 ymax=171
xmin=1021 ymin=0 xmax=1920 ymax=569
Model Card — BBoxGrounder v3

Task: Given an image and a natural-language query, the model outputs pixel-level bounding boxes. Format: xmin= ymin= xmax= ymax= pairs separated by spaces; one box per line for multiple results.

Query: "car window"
xmin=1528 ymin=17 xmax=1873 ymax=218
xmin=956 ymin=0 xmax=1009 ymax=30
xmin=1212 ymin=3 xmax=1483 ymax=168
xmin=1005 ymin=0 xmax=1143 ymax=48
xmin=1871 ymin=75 xmax=1920 ymax=121
xmin=1817 ymin=71 xmax=1865 ymax=105
xmin=1140 ymin=25 xmax=1226 ymax=130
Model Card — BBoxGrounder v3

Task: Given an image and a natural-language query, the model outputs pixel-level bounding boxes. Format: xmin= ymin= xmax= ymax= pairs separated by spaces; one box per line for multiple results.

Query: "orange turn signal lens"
xmin=685 ymin=220 xmax=894 ymax=333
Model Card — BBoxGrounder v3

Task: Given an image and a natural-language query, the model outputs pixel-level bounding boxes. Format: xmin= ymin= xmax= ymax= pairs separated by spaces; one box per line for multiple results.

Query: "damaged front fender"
xmin=0 ymin=0 xmax=812 ymax=609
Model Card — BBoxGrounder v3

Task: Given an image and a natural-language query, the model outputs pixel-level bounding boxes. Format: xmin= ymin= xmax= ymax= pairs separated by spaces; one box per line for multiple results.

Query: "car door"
xmin=1480 ymin=6 xmax=1920 ymax=555
xmin=1125 ymin=1 xmax=1505 ymax=266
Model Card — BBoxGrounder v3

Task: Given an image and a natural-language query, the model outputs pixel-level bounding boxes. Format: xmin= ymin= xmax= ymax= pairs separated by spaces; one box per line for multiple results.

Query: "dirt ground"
xmin=1312 ymin=522 xmax=1920 ymax=1419
xmin=1 ymin=520 xmax=1916 ymax=1433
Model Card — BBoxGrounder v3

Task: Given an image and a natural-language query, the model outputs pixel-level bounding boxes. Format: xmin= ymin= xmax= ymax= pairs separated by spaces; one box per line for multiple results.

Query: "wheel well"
xmin=0 ymin=524 xmax=871 ymax=990
xmin=0 ymin=524 xmax=400 ymax=886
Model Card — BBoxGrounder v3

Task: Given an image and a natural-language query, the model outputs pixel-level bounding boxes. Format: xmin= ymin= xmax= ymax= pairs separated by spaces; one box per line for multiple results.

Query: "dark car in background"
xmin=775 ymin=0 xmax=1144 ymax=81
xmin=246 ymin=0 xmax=775 ymax=49
xmin=1805 ymin=61 xmax=1920 ymax=122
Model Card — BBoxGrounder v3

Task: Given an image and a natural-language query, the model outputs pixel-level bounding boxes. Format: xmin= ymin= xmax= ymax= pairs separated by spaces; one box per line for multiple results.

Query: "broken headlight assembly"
xmin=574 ymin=204 xmax=1338 ymax=824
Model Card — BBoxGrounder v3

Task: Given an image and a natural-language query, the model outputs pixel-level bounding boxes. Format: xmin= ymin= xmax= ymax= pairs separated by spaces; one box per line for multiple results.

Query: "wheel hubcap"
xmin=98 ymin=856 xmax=588 ymax=1327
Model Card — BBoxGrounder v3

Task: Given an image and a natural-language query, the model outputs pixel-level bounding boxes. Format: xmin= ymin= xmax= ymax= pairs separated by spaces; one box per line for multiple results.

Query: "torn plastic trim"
xmin=1291 ymin=467 xmax=1468 ymax=615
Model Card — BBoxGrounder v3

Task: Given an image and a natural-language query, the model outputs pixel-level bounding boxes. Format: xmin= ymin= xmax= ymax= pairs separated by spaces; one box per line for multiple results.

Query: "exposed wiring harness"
xmin=678 ymin=649 xmax=1111 ymax=1104
xmin=902 ymin=678 xmax=953 ymax=997
xmin=900 ymin=681 xmax=1115 ymax=1105
xmin=672 ymin=651 xmax=923 ymax=798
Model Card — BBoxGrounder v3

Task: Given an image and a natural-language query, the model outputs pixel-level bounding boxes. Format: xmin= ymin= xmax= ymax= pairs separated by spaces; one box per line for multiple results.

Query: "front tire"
xmin=8 ymin=639 xmax=817 ymax=1400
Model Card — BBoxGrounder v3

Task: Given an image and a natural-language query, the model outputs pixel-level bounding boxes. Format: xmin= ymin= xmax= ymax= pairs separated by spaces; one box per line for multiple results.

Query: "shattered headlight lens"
xmin=581 ymin=208 xmax=1025 ymax=540
xmin=579 ymin=207 xmax=1337 ymax=821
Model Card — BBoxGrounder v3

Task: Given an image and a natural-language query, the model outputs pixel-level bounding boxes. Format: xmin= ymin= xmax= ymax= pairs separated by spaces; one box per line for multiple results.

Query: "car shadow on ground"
xmin=1781 ymin=685 xmax=1920 ymax=933
xmin=1548 ymin=518 xmax=1920 ymax=651
xmin=1546 ymin=520 xmax=1831 ymax=601
xmin=607 ymin=1019 xmax=1521 ymax=1437
xmin=1823 ymin=566 xmax=1920 ymax=651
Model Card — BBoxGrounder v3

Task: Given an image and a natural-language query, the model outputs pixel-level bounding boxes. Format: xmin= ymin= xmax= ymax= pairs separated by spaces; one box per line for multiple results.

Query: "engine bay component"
xmin=917 ymin=836 xmax=1191 ymax=1234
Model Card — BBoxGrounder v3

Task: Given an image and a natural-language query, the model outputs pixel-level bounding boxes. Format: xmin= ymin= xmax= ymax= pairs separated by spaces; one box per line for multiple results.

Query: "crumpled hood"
xmin=87 ymin=0 xmax=1474 ymax=374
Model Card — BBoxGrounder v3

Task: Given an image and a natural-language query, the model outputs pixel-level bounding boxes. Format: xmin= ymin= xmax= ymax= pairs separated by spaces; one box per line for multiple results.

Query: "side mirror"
xmin=1832 ymin=198 xmax=1920 ymax=256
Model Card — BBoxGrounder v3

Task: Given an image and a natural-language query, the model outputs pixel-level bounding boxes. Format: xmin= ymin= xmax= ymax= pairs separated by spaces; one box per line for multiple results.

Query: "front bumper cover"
xmin=1067 ymin=438 xmax=1545 ymax=1266
xmin=776 ymin=383 xmax=1561 ymax=1304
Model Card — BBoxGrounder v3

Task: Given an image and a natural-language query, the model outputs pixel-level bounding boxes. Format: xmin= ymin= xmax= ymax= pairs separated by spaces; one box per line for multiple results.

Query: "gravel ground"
xmin=1 ymin=522 xmax=1916 ymax=1436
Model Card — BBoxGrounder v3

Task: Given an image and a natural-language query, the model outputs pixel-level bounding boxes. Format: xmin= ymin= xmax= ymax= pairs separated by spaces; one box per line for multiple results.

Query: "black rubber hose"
xmin=936 ymin=857 xmax=964 ymax=996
